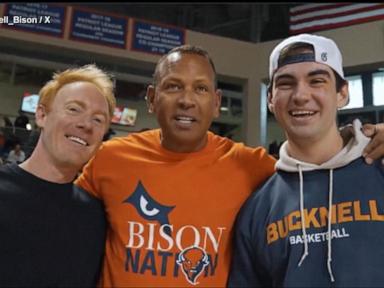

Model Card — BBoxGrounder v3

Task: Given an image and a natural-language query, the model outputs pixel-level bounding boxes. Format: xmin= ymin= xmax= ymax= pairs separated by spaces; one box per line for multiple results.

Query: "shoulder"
xmin=208 ymin=132 xmax=274 ymax=159
xmin=93 ymin=129 xmax=159 ymax=156
xmin=240 ymin=173 xmax=285 ymax=218
xmin=103 ymin=129 xmax=159 ymax=149
xmin=0 ymin=164 xmax=32 ymax=191
xmin=370 ymin=158 xmax=384 ymax=173
xmin=72 ymin=184 xmax=104 ymax=209
xmin=0 ymin=163 xmax=19 ymax=178
xmin=356 ymin=157 xmax=384 ymax=180
xmin=234 ymin=172 xmax=291 ymax=241
xmin=81 ymin=129 xmax=161 ymax=173
xmin=343 ymin=157 xmax=384 ymax=176
xmin=207 ymin=132 xmax=276 ymax=182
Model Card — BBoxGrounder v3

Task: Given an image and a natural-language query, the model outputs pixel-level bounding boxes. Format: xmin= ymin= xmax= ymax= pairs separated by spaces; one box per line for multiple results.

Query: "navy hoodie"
xmin=228 ymin=119 xmax=384 ymax=287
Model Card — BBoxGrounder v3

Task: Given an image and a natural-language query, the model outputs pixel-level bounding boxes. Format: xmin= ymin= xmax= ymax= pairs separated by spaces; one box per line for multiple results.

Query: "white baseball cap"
xmin=269 ymin=33 xmax=345 ymax=80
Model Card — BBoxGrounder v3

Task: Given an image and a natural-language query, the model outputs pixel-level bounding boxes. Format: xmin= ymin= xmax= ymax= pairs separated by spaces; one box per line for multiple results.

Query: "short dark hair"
xmin=268 ymin=42 xmax=347 ymax=93
xmin=153 ymin=45 xmax=217 ymax=87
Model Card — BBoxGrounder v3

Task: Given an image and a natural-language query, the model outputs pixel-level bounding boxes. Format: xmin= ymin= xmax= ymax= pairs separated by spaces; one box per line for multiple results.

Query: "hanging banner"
xmin=70 ymin=7 xmax=128 ymax=49
xmin=131 ymin=19 xmax=185 ymax=55
xmin=1 ymin=3 xmax=66 ymax=37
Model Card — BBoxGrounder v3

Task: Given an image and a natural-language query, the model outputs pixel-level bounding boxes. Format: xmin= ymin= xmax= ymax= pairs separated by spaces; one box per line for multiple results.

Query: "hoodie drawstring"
xmin=297 ymin=165 xmax=336 ymax=283
xmin=297 ymin=164 xmax=308 ymax=267
xmin=327 ymin=169 xmax=335 ymax=282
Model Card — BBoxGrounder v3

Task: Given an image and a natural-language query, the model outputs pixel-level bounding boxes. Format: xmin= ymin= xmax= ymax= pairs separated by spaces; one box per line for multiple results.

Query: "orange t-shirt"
xmin=76 ymin=129 xmax=275 ymax=287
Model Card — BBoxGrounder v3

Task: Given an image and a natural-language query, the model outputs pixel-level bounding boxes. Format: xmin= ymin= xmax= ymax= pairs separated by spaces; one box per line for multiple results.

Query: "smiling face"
xmin=268 ymin=61 xmax=348 ymax=145
xmin=36 ymin=81 xmax=109 ymax=170
xmin=147 ymin=53 xmax=221 ymax=153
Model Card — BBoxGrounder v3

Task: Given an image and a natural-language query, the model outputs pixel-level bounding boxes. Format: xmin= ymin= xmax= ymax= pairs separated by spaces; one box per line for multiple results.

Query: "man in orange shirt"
xmin=75 ymin=45 xmax=384 ymax=287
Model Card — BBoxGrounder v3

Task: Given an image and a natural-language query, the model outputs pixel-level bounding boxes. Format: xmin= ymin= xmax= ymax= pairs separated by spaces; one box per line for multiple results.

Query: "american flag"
xmin=289 ymin=3 xmax=384 ymax=34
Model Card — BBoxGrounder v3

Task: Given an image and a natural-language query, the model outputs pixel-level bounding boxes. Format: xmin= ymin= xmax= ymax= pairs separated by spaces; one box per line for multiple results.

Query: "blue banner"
xmin=70 ymin=9 xmax=127 ymax=49
xmin=2 ymin=3 xmax=65 ymax=37
xmin=131 ymin=20 xmax=185 ymax=54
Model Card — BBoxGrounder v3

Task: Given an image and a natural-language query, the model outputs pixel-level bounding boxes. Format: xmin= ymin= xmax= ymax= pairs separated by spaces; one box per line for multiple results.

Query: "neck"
xmin=286 ymin=129 xmax=344 ymax=165
xmin=19 ymin=143 xmax=78 ymax=184
xmin=160 ymin=131 xmax=208 ymax=153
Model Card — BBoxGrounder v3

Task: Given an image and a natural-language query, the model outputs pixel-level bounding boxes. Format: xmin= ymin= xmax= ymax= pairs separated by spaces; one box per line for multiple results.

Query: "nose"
xmin=292 ymin=81 xmax=311 ymax=105
xmin=177 ymin=88 xmax=196 ymax=109
xmin=76 ymin=115 xmax=93 ymax=132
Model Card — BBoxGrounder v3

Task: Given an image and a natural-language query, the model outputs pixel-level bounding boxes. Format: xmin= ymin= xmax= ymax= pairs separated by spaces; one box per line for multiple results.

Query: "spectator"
xmin=14 ymin=110 xmax=29 ymax=129
xmin=6 ymin=143 xmax=26 ymax=164
xmin=3 ymin=116 xmax=13 ymax=128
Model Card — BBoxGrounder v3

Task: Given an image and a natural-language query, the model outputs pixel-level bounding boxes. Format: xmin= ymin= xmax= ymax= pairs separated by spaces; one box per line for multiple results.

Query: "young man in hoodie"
xmin=228 ymin=33 xmax=384 ymax=287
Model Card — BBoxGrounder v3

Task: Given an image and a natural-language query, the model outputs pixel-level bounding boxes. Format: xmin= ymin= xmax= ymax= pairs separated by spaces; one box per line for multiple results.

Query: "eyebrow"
xmin=274 ymin=73 xmax=295 ymax=82
xmin=275 ymin=69 xmax=332 ymax=82
xmin=67 ymin=100 xmax=108 ymax=118
xmin=307 ymin=69 xmax=332 ymax=78
xmin=161 ymin=76 xmax=213 ymax=85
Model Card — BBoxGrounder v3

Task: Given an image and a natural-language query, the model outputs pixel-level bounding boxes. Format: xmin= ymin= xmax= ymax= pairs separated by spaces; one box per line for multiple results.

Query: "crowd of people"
xmin=1 ymin=33 xmax=384 ymax=287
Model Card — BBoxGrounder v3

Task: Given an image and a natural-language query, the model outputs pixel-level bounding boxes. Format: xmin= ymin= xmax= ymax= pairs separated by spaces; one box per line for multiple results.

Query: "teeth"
xmin=176 ymin=116 xmax=194 ymax=123
xmin=176 ymin=116 xmax=194 ymax=121
xmin=291 ymin=111 xmax=315 ymax=116
xmin=67 ymin=135 xmax=88 ymax=146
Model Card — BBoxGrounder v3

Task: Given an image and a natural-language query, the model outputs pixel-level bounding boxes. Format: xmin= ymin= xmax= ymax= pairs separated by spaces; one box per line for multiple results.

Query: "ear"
xmin=146 ymin=85 xmax=156 ymax=114
xmin=337 ymin=81 xmax=349 ymax=109
xmin=35 ymin=104 xmax=47 ymax=128
xmin=213 ymin=89 xmax=222 ymax=118
xmin=267 ymin=91 xmax=275 ymax=114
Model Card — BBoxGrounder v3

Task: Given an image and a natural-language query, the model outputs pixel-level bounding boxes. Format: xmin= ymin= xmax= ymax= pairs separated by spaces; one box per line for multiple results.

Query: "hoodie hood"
xmin=274 ymin=118 xmax=370 ymax=283
xmin=276 ymin=119 xmax=370 ymax=172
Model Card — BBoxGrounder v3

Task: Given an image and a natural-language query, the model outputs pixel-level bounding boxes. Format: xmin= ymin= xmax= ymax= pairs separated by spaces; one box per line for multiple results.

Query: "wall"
xmin=1 ymin=3 xmax=384 ymax=148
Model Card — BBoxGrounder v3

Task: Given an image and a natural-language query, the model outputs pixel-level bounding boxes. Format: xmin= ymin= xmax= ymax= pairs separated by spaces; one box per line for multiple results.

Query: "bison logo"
xmin=177 ymin=246 xmax=209 ymax=285
xmin=123 ymin=181 xmax=175 ymax=235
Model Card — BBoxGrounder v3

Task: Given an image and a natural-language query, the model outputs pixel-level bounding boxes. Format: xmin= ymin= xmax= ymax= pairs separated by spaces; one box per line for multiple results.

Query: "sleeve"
xmin=254 ymin=147 xmax=276 ymax=183
xmin=227 ymin=196 xmax=271 ymax=287
xmin=241 ymin=145 xmax=276 ymax=190
xmin=74 ymin=144 xmax=106 ymax=199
